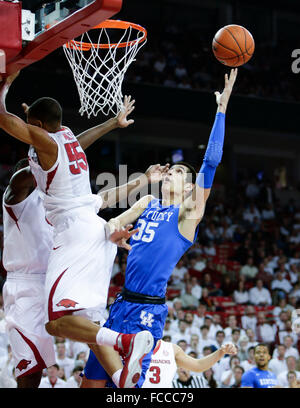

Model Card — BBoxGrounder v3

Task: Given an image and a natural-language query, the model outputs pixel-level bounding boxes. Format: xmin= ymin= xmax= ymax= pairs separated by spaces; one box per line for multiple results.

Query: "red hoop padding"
xmin=65 ymin=19 xmax=147 ymax=51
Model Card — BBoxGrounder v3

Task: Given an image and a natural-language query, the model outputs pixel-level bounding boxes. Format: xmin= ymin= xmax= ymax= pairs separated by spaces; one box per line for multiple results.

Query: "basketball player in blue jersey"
xmin=241 ymin=344 xmax=278 ymax=388
xmin=81 ymin=68 xmax=238 ymax=388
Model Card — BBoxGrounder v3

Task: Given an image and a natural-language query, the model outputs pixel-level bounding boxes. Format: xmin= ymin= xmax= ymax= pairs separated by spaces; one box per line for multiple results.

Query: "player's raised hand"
xmin=145 ymin=163 xmax=170 ymax=184
xmin=220 ymin=342 xmax=237 ymax=355
xmin=215 ymin=68 xmax=238 ymax=113
xmin=116 ymin=95 xmax=135 ymax=128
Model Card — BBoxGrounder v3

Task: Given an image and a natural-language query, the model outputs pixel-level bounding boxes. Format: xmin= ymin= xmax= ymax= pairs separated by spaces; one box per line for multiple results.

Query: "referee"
xmin=173 ymin=368 xmax=208 ymax=388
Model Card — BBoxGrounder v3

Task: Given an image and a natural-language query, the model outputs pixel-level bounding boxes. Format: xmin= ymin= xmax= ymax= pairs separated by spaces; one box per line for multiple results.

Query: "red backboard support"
xmin=5 ymin=0 xmax=122 ymax=75
xmin=0 ymin=2 xmax=22 ymax=73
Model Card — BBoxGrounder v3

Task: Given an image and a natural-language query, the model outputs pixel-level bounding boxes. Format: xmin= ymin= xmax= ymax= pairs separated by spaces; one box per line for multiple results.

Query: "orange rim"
xmin=65 ymin=19 xmax=147 ymax=50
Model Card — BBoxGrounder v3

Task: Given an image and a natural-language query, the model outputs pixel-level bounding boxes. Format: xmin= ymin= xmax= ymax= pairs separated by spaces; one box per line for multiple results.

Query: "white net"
xmin=63 ymin=21 xmax=147 ymax=118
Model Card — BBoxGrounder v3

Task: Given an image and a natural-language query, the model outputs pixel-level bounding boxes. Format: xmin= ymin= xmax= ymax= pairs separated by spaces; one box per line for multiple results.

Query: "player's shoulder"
xmin=9 ymin=166 xmax=35 ymax=189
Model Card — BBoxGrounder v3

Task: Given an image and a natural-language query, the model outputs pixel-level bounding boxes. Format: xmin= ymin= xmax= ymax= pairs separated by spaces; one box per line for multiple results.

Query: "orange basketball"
xmin=212 ymin=25 xmax=255 ymax=67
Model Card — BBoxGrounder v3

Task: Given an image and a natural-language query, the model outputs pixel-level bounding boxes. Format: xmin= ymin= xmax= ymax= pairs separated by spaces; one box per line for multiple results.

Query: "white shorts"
xmin=3 ymin=275 xmax=56 ymax=378
xmin=45 ymin=211 xmax=117 ymax=323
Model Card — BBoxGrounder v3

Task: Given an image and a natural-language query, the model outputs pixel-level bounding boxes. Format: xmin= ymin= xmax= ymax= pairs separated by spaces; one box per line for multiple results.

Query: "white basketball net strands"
xmin=63 ymin=20 xmax=147 ymax=117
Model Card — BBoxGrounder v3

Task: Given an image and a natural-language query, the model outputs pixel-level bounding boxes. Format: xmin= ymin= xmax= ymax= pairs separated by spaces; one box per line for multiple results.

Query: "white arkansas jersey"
xmin=143 ymin=340 xmax=177 ymax=388
xmin=28 ymin=127 xmax=102 ymax=226
xmin=2 ymin=188 xmax=53 ymax=277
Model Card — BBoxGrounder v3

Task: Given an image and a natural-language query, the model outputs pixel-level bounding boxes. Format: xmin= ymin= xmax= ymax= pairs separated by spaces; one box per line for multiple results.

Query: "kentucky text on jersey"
xmin=125 ymin=198 xmax=198 ymax=298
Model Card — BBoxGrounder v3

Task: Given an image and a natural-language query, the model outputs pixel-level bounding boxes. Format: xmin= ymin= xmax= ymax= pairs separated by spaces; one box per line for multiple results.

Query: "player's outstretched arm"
xmin=76 ymin=95 xmax=135 ymax=150
xmin=174 ymin=342 xmax=237 ymax=373
xmin=178 ymin=69 xmax=237 ymax=241
xmin=99 ymin=164 xmax=169 ymax=209
xmin=0 ymin=73 xmax=57 ymax=155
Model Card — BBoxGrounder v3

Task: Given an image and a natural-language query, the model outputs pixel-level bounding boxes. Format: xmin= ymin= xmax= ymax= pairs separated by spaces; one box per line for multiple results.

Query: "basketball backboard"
xmin=0 ymin=0 xmax=122 ymax=74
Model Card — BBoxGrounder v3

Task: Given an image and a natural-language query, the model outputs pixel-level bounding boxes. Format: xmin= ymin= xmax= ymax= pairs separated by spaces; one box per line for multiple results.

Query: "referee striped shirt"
xmin=172 ymin=374 xmax=208 ymax=388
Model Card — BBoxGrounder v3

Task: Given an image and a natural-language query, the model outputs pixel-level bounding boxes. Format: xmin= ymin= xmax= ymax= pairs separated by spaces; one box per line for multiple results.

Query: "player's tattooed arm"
xmin=99 ymin=164 xmax=169 ymax=209
xmin=76 ymin=95 xmax=135 ymax=150
xmin=173 ymin=342 xmax=237 ymax=373
xmin=0 ymin=72 xmax=57 ymax=167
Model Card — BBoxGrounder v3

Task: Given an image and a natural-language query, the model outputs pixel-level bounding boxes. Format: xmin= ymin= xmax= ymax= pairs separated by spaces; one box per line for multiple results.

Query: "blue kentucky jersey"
xmin=241 ymin=367 xmax=278 ymax=388
xmin=125 ymin=198 xmax=198 ymax=297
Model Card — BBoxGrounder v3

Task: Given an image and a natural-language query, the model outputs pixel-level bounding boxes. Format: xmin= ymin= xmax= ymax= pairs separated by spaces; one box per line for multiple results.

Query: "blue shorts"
xmin=84 ymin=296 xmax=168 ymax=387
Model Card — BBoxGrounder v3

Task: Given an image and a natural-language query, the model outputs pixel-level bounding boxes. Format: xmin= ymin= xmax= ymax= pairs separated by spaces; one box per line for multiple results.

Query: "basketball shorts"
xmin=84 ymin=297 xmax=168 ymax=387
xmin=3 ymin=275 xmax=56 ymax=378
xmin=45 ymin=210 xmax=117 ymax=323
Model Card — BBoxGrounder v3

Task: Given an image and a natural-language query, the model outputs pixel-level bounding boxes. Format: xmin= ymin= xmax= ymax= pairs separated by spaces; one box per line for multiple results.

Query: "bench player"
xmin=81 ymin=69 xmax=238 ymax=387
xmin=0 ymin=72 xmax=154 ymax=388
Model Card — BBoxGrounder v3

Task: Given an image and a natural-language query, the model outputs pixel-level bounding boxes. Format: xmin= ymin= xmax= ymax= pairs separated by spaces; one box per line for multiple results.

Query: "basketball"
xmin=212 ymin=24 xmax=255 ymax=67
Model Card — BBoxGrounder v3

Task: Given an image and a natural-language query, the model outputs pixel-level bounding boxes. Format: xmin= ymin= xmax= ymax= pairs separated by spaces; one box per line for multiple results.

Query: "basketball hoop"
xmin=63 ymin=19 xmax=147 ymax=118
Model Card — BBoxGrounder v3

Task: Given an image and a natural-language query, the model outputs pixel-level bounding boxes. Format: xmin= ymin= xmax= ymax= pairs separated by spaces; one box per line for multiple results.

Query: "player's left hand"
xmin=220 ymin=342 xmax=237 ymax=355
xmin=106 ymin=219 xmax=138 ymax=250
xmin=215 ymin=68 xmax=237 ymax=113
xmin=116 ymin=95 xmax=135 ymax=128
xmin=145 ymin=163 xmax=170 ymax=183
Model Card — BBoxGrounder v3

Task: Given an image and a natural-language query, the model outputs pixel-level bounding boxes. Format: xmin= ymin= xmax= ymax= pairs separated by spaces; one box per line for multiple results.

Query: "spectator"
xmin=163 ymin=319 xmax=176 ymax=339
xmin=261 ymin=203 xmax=276 ymax=220
xmin=190 ymin=276 xmax=202 ymax=299
xmin=278 ymin=320 xmax=298 ymax=346
xmin=255 ymin=312 xmax=276 ymax=346
xmin=231 ymin=365 xmax=245 ymax=388
xmin=241 ymin=305 xmax=257 ymax=332
xmin=245 ymin=328 xmax=259 ymax=349
xmin=180 ymin=282 xmax=199 ymax=310
xmin=220 ymin=355 xmax=241 ymax=388
xmin=224 ymin=315 xmax=246 ymax=341
xmin=171 ymin=259 xmax=188 ymax=287
xmin=249 ymin=279 xmax=272 ymax=306
xmin=237 ymin=336 xmax=250 ymax=361
xmin=211 ymin=330 xmax=226 ymax=351
xmin=233 ymin=280 xmax=249 ymax=304
xmin=201 ymin=273 xmax=221 ymax=296
xmin=184 ymin=312 xmax=199 ymax=335
xmin=286 ymin=371 xmax=300 ymax=388
xmin=240 ymin=257 xmax=258 ymax=281
xmin=220 ymin=275 xmax=236 ymax=297
xmin=65 ymin=366 xmax=83 ymax=388
xmin=39 ymin=365 xmax=66 ymax=388
xmin=55 ymin=343 xmax=75 ymax=380
xmin=172 ymin=320 xmax=191 ymax=345
xmin=203 ymin=368 xmax=219 ymax=388
xmin=230 ymin=329 xmax=241 ymax=348
xmin=269 ymin=344 xmax=287 ymax=376
xmin=277 ymin=356 xmax=300 ymax=387
xmin=271 ymin=272 xmax=293 ymax=303
xmin=240 ymin=346 xmax=256 ymax=372
xmin=198 ymin=326 xmax=214 ymax=354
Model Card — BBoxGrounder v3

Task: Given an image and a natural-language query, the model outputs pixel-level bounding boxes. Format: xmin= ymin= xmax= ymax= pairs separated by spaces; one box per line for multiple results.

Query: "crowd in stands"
xmin=0 ymin=161 xmax=300 ymax=387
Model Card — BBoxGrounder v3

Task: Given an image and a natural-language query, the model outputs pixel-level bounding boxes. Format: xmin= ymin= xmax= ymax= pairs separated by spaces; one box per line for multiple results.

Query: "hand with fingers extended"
xmin=116 ymin=95 xmax=135 ymax=128
xmin=106 ymin=219 xmax=138 ymax=251
xmin=145 ymin=163 xmax=170 ymax=184
xmin=215 ymin=68 xmax=238 ymax=113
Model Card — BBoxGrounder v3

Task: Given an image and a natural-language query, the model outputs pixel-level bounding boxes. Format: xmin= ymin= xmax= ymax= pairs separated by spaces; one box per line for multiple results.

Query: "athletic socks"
xmin=112 ymin=369 xmax=122 ymax=388
xmin=96 ymin=327 xmax=119 ymax=347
